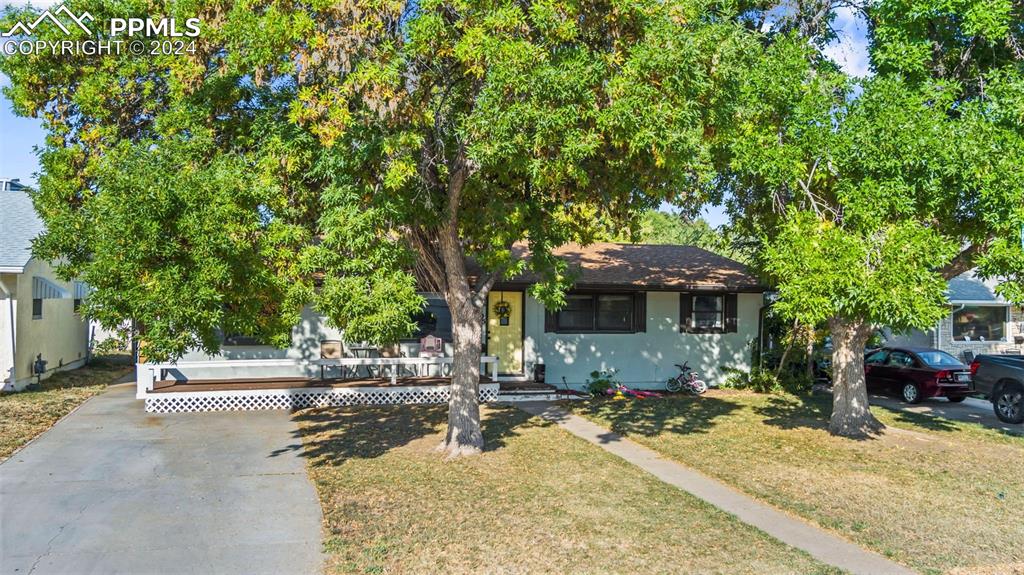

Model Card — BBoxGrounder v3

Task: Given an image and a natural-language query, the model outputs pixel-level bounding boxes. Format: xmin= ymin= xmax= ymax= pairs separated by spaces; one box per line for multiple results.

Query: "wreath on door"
xmin=493 ymin=300 xmax=512 ymax=321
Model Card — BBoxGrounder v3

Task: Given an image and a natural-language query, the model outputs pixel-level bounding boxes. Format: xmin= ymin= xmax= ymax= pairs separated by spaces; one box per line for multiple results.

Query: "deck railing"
xmin=136 ymin=356 xmax=500 ymax=399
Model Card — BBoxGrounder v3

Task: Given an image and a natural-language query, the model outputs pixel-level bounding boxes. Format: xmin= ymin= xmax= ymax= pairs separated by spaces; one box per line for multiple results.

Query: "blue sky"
xmin=1 ymin=3 xmax=870 ymax=228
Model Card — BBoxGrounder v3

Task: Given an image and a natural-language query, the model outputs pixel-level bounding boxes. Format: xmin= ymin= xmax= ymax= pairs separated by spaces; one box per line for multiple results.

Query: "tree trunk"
xmin=774 ymin=320 xmax=798 ymax=379
xmin=439 ymin=292 xmax=485 ymax=457
xmin=828 ymin=316 xmax=884 ymax=437
xmin=805 ymin=330 xmax=815 ymax=382
xmin=435 ymin=218 xmax=485 ymax=458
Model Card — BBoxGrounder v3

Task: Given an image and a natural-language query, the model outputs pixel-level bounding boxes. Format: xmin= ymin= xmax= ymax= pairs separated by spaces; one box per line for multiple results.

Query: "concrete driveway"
xmin=1 ymin=384 xmax=323 ymax=575
xmin=869 ymin=393 xmax=1023 ymax=435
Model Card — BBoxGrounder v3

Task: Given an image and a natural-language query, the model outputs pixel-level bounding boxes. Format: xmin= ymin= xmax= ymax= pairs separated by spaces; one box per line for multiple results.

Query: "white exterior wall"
xmin=155 ymin=293 xmax=764 ymax=388
xmin=0 ymin=273 xmax=16 ymax=388
xmin=522 ymin=292 xmax=762 ymax=389
xmin=4 ymin=260 xmax=90 ymax=391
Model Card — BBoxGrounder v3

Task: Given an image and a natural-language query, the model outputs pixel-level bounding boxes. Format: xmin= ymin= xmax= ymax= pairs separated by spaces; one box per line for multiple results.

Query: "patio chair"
xmin=419 ymin=335 xmax=445 ymax=377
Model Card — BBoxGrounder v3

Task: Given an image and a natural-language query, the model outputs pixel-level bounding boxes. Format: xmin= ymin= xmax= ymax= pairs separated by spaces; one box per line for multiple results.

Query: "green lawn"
xmin=0 ymin=356 xmax=132 ymax=461
xmin=569 ymin=390 xmax=1024 ymax=575
xmin=294 ymin=403 xmax=842 ymax=575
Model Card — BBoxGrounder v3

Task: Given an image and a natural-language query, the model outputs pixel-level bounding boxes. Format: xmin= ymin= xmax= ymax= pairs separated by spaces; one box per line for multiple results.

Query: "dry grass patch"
xmin=570 ymin=390 xmax=1024 ymax=575
xmin=294 ymin=403 xmax=842 ymax=575
xmin=0 ymin=356 xmax=132 ymax=461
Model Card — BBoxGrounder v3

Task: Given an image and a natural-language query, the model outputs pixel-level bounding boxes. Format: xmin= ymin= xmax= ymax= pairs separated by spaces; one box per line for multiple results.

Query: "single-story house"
xmin=1 ymin=185 xmax=91 ymax=391
xmin=172 ymin=243 xmax=767 ymax=390
xmin=884 ymin=271 xmax=1024 ymax=360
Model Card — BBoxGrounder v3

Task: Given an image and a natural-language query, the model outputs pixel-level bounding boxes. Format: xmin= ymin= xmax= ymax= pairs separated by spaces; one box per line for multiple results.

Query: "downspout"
xmin=0 ymin=277 xmax=16 ymax=391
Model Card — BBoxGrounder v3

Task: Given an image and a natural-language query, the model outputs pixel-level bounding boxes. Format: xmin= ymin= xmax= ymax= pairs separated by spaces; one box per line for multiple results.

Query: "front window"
xmin=557 ymin=294 xmax=596 ymax=331
xmin=952 ymin=305 xmax=1008 ymax=342
xmin=691 ymin=295 xmax=724 ymax=330
xmin=555 ymin=293 xmax=636 ymax=333
xmin=596 ymin=295 xmax=633 ymax=331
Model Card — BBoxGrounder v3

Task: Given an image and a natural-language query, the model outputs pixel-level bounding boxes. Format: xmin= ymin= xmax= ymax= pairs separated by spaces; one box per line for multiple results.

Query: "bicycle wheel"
xmin=691 ymin=379 xmax=708 ymax=394
xmin=666 ymin=378 xmax=682 ymax=393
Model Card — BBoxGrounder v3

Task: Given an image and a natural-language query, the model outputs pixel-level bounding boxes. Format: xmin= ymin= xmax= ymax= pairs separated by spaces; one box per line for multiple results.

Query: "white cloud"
xmin=823 ymin=6 xmax=872 ymax=77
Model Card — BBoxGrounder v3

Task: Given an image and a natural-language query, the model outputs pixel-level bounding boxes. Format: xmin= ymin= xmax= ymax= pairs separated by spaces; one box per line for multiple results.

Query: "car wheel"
xmin=947 ymin=396 xmax=966 ymax=403
xmin=993 ymin=383 xmax=1024 ymax=424
xmin=901 ymin=382 xmax=923 ymax=404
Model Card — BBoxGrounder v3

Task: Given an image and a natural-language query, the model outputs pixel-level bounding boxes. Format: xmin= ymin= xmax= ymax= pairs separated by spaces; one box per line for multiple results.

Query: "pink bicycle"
xmin=666 ymin=362 xmax=708 ymax=394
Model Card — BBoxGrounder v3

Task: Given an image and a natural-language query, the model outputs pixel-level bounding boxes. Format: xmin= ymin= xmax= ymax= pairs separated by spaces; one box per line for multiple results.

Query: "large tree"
xmin=721 ymin=0 xmax=1024 ymax=436
xmin=1 ymin=0 xmax=767 ymax=454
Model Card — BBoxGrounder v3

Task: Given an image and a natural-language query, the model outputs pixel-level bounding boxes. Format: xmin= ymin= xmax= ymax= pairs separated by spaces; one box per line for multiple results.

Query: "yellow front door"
xmin=487 ymin=291 xmax=524 ymax=375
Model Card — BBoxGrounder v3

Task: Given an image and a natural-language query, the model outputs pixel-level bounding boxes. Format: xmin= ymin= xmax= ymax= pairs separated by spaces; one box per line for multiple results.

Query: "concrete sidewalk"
xmin=519 ymin=402 xmax=916 ymax=575
xmin=1 ymin=385 xmax=323 ymax=575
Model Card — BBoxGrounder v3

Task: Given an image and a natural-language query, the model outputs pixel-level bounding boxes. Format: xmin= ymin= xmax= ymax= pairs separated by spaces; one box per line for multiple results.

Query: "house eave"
xmin=492 ymin=280 xmax=767 ymax=293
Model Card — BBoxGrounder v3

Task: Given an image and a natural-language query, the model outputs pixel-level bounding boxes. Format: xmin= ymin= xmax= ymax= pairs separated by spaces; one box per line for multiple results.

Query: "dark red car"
xmin=864 ymin=347 xmax=972 ymax=404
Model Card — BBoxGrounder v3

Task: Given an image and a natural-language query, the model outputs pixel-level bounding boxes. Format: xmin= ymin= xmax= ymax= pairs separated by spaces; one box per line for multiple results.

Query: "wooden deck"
xmin=151 ymin=375 xmax=495 ymax=394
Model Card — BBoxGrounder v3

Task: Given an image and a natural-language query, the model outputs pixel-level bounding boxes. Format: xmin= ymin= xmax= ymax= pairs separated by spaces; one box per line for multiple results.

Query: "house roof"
xmin=947 ymin=271 xmax=1007 ymax=304
xmin=0 ymin=190 xmax=44 ymax=273
xmin=492 ymin=242 xmax=764 ymax=291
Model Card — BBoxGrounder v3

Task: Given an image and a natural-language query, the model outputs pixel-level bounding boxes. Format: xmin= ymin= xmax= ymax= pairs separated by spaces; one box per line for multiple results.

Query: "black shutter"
xmin=725 ymin=293 xmax=738 ymax=333
xmin=679 ymin=293 xmax=692 ymax=333
xmin=544 ymin=307 xmax=557 ymax=333
xmin=633 ymin=292 xmax=646 ymax=333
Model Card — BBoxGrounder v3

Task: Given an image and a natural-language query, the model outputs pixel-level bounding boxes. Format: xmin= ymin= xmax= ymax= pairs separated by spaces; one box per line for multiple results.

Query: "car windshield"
xmin=916 ymin=351 xmax=962 ymax=368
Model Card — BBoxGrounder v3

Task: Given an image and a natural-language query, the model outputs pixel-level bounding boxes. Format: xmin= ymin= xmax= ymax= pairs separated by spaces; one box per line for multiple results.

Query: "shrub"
xmin=585 ymin=369 xmax=621 ymax=395
xmin=719 ymin=367 xmax=811 ymax=395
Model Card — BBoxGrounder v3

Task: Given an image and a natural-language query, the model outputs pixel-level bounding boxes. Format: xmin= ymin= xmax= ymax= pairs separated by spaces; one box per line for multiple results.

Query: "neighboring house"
xmin=884 ymin=271 xmax=1024 ymax=360
xmin=0 ymin=178 xmax=30 ymax=192
xmin=0 ymin=187 xmax=91 ymax=391
xmin=176 ymin=243 xmax=767 ymax=389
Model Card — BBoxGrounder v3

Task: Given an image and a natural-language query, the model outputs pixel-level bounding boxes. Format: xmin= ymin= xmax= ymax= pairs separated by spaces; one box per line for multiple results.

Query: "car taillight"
xmin=970 ymin=360 xmax=980 ymax=376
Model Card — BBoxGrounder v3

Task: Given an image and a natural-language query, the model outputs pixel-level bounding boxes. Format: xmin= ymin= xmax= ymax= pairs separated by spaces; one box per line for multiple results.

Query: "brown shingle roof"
xmin=493 ymin=242 xmax=764 ymax=291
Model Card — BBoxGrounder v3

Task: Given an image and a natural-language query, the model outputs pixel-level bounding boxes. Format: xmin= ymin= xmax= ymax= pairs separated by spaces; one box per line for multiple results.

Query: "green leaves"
xmin=764 ymin=211 xmax=955 ymax=331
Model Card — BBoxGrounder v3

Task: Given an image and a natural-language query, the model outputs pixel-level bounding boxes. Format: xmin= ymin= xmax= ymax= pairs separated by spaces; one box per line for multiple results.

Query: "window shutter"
xmin=679 ymin=293 xmax=692 ymax=333
xmin=725 ymin=293 xmax=738 ymax=333
xmin=633 ymin=292 xmax=646 ymax=333
xmin=544 ymin=307 xmax=557 ymax=333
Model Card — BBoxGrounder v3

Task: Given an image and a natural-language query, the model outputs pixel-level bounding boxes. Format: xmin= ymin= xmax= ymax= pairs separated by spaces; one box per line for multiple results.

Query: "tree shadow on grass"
xmin=753 ymin=392 xmax=1000 ymax=439
xmin=480 ymin=404 xmax=552 ymax=452
xmin=570 ymin=395 xmax=743 ymax=438
xmin=753 ymin=394 xmax=834 ymax=432
xmin=278 ymin=403 xmax=544 ymax=465
xmin=868 ymin=400 xmax=991 ymax=435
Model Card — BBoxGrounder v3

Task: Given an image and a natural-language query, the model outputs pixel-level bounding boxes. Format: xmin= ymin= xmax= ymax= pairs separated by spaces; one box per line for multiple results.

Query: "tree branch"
xmin=939 ymin=239 xmax=990 ymax=280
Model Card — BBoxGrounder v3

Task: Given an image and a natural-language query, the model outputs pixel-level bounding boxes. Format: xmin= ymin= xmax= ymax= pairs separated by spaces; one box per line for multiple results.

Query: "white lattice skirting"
xmin=145 ymin=384 xmax=501 ymax=413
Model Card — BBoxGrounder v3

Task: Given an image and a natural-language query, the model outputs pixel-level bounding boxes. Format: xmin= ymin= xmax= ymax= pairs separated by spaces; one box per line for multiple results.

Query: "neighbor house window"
xmin=32 ymin=298 xmax=43 ymax=319
xmin=680 ymin=292 xmax=738 ymax=334
xmin=546 ymin=293 xmax=645 ymax=333
xmin=952 ymin=305 xmax=1008 ymax=342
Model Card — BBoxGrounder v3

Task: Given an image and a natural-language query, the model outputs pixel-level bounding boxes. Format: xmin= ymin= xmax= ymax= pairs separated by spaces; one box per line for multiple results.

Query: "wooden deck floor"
xmin=151 ymin=375 xmax=495 ymax=393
